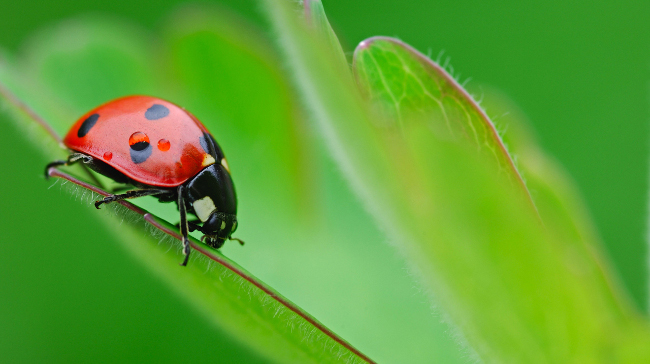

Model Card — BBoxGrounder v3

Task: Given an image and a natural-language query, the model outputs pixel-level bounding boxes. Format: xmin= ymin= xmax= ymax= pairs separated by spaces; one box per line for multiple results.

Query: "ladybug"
xmin=46 ymin=95 xmax=240 ymax=266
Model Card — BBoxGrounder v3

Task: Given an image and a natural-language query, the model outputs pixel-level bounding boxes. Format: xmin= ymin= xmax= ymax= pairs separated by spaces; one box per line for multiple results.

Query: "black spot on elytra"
xmin=77 ymin=114 xmax=99 ymax=137
xmin=130 ymin=141 xmax=152 ymax=164
xmin=130 ymin=141 xmax=149 ymax=151
xmin=145 ymin=104 xmax=170 ymax=120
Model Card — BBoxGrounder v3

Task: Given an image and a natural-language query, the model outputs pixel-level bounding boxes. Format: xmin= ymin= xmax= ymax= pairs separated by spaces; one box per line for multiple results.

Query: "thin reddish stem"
xmin=0 ymin=80 xmax=62 ymax=143
xmin=47 ymin=167 xmax=376 ymax=364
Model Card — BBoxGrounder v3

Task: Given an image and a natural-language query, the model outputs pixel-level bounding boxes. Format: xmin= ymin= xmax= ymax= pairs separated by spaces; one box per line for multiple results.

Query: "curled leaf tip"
xmin=355 ymin=39 xmax=373 ymax=52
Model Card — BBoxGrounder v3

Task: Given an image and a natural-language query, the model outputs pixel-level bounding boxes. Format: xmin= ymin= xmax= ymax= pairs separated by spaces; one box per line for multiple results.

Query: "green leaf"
xmin=480 ymin=88 xmax=633 ymax=309
xmin=0 ymin=13 xmax=372 ymax=364
xmin=304 ymin=0 xmax=348 ymax=67
xmin=3 ymin=7 xmax=464 ymax=363
xmin=160 ymin=7 xmax=467 ymax=363
xmin=353 ymin=37 xmax=534 ymax=210
xmin=261 ymin=0 xmax=650 ymax=362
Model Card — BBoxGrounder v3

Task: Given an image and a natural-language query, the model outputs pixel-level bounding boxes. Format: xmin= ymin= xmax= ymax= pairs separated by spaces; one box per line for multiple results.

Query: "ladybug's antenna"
xmin=229 ymin=237 xmax=245 ymax=246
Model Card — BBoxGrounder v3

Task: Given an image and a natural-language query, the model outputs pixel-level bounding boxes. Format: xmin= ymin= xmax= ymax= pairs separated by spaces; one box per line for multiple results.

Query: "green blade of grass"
xmin=261 ymin=0 xmax=650 ymax=361
xmin=0 ymin=15 xmax=373 ymax=364
xmin=46 ymin=167 xmax=373 ymax=364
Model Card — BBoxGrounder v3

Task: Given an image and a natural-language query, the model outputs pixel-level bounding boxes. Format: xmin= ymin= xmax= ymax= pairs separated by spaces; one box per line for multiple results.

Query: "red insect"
xmin=46 ymin=96 xmax=240 ymax=266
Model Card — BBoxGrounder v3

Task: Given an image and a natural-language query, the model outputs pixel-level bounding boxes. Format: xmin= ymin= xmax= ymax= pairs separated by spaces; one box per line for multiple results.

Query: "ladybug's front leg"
xmin=45 ymin=153 xmax=92 ymax=179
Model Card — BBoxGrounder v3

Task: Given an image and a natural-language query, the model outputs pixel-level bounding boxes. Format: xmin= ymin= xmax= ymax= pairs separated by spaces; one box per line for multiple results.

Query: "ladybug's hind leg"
xmin=94 ymin=188 xmax=172 ymax=209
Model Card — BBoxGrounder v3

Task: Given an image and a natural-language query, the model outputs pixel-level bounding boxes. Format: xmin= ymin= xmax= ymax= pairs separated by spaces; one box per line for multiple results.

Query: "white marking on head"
xmin=202 ymin=154 xmax=216 ymax=167
xmin=193 ymin=196 xmax=216 ymax=222
xmin=221 ymin=158 xmax=230 ymax=173
xmin=220 ymin=221 xmax=226 ymax=231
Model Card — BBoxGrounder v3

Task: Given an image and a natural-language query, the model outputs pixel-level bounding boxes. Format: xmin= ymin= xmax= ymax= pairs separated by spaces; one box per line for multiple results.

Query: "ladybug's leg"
xmin=45 ymin=153 xmax=92 ymax=179
xmin=94 ymin=189 xmax=170 ymax=209
xmin=175 ymin=219 xmax=202 ymax=231
xmin=44 ymin=160 xmax=67 ymax=178
xmin=187 ymin=221 xmax=203 ymax=233
xmin=177 ymin=185 xmax=191 ymax=266
xmin=108 ymin=185 xmax=134 ymax=194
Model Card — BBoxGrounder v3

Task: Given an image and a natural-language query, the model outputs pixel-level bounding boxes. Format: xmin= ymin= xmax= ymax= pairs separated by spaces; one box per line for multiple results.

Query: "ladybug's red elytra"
xmin=46 ymin=96 xmax=241 ymax=266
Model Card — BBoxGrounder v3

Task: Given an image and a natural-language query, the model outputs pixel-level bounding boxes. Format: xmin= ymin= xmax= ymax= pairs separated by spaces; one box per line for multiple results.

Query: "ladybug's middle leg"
xmin=94 ymin=189 xmax=171 ymax=209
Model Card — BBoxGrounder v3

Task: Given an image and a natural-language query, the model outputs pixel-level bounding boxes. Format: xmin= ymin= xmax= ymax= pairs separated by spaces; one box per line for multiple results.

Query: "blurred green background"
xmin=1 ymin=0 xmax=647 ymax=362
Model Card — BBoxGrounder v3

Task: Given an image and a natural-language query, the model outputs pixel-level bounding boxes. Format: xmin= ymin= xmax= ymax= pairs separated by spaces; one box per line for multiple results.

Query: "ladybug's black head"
xmin=200 ymin=211 xmax=238 ymax=249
